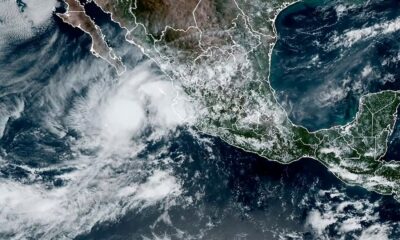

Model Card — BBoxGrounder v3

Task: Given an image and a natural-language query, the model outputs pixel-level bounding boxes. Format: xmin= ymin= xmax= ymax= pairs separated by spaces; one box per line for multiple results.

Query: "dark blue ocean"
xmin=0 ymin=0 xmax=400 ymax=239
xmin=271 ymin=0 xmax=400 ymax=163
xmin=271 ymin=0 xmax=400 ymax=130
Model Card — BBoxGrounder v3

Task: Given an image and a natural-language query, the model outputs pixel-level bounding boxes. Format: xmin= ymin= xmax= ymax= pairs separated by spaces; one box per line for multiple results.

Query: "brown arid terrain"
xmin=57 ymin=0 xmax=125 ymax=74
xmin=58 ymin=0 xmax=400 ymax=201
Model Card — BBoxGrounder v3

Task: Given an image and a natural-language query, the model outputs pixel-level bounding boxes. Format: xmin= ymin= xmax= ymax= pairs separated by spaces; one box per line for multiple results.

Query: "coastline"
xmin=61 ymin=0 xmax=400 ymax=200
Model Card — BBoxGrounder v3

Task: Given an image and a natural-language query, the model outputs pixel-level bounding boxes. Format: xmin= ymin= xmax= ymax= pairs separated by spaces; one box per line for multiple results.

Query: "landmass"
xmin=57 ymin=0 xmax=126 ymax=74
xmin=58 ymin=0 xmax=400 ymax=200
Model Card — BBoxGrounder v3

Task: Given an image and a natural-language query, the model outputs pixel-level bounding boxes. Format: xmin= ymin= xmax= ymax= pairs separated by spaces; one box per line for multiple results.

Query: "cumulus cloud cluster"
xmin=304 ymin=188 xmax=395 ymax=240
xmin=331 ymin=17 xmax=400 ymax=48
xmin=0 ymin=34 xmax=196 ymax=238
xmin=0 ymin=0 xmax=57 ymax=46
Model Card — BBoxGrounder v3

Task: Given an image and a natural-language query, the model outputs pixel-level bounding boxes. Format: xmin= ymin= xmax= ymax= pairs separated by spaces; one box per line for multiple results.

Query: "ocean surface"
xmin=0 ymin=0 xmax=400 ymax=239
xmin=271 ymin=0 xmax=400 ymax=130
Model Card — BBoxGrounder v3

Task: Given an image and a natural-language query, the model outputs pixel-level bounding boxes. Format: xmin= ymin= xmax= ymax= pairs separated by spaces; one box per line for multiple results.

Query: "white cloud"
xmin=339 ymin=218 xmax=362 ymax=233
xmin=65 ymin=61 xmax=196 ymax=152
xmin=306 ymin=209 xmax=336 ymax=235
xmin=0 ymin=164 xmax=181 ymax=239
xmin=361 ymin=65 xmax=373 ymax=78
xmin=0 ymin=0 xmax=57 ymax=45
xmin=0 ymin=59 xmax=197 ymax=239
xmin=360 ymin=224 xmax=390 ymax=240
xmin=0 ymin=99 xmax=24 ymax=138
xmin=303 ymin=188 xmax=395 ymax=239
xmin=331 ymin=17 xmax=400 ymax=48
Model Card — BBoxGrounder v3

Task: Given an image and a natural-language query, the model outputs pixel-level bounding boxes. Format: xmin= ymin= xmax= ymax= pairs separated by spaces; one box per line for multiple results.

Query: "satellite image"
xmin=1 ymin=0 xmax=400 ymax=239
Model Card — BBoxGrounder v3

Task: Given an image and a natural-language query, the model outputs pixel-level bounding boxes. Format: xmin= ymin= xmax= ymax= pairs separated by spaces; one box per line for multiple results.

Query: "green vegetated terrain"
xmin=89 ymin=0 xmax=400 ymax=199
